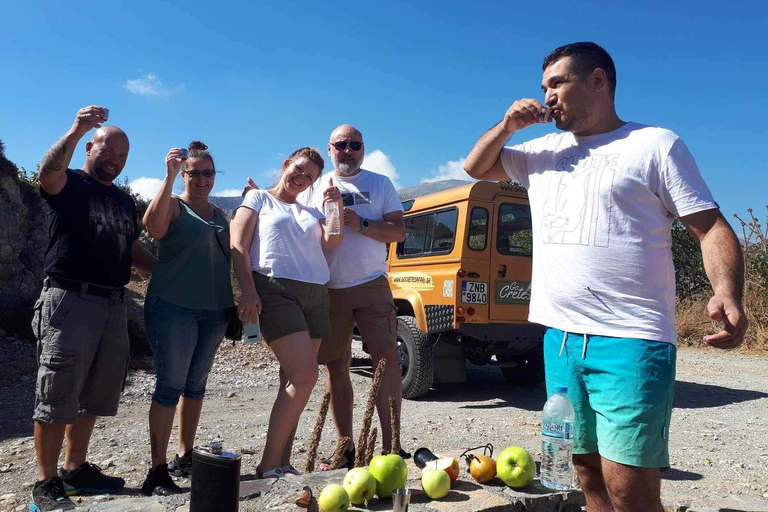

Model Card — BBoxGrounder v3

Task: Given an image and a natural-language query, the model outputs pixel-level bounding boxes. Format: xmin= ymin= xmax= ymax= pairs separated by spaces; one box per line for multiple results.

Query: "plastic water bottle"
xmin=324 ymin=201 xmax=341 ymax=235
xmin=540 ymin=386 xmax=574 ymax=490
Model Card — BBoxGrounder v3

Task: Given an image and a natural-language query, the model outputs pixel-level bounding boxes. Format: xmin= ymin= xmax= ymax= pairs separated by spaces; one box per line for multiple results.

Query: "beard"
xmin=331 ymin=154 xmax=362 ymax=176
xmin=555 ymin=97 xmax=594 ymax=133
xmin=90 ymin=161 xmax=122 ymax=183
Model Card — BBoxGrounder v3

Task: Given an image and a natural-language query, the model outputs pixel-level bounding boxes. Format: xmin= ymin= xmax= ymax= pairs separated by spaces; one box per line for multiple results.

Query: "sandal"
xmin=319 ymin=446 xmax=356 ymax=471
xmin=280 ymin=464 xmax=301 ymax=476
xmin=256 ymin=466 xmax=285 ymax=479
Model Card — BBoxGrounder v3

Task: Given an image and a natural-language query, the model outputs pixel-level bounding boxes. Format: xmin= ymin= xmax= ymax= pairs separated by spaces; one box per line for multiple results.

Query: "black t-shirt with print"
xmin=41 ymin=169 xmax=139 ymax=287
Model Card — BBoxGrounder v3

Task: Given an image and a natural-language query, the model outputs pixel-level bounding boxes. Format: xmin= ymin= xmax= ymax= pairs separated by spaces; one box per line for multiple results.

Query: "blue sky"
xmin=1 ymin=0 xmax=765 ymax=229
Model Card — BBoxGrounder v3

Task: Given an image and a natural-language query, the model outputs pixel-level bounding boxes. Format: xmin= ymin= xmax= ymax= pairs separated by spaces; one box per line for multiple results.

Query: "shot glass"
xmin=392 ymin=488 xmax=411 ymax=512
xmin=101 ymin=108 xmax=110 ymax=122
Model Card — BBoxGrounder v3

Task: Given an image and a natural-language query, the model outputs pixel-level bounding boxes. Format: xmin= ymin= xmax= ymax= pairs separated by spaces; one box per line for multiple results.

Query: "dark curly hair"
xmin=543 ymin=42 xmax=616 ymax=98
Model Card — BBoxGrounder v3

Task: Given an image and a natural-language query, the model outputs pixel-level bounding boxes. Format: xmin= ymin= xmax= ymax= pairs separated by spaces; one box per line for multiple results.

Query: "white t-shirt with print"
xmin=501 ymin=122 xmax=718 ymax=344
xmin=240 ymin=189 xmax=330 ymax=285
xmin=301 ymin=169 xmax=403 ymax=289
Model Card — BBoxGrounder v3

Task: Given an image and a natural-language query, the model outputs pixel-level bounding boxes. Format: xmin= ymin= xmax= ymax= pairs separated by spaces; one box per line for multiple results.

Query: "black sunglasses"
xmin=183 ymin=170 xmax=216 ymax=178
xmin=331 ymin=141 xmax=363 ymax=151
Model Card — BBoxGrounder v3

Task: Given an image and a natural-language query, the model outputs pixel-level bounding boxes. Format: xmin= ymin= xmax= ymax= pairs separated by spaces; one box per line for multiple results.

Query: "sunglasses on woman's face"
xmin=184 ymin=170 xmax=216 ymax=179
xmin=330 ymin=140 xmax=363 ymax=151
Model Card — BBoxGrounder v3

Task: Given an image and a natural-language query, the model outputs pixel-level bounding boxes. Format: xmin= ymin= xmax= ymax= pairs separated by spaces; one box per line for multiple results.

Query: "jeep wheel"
xmin=397 ymin=316 xmax=433 ymax=399
xmin=499 ymin=350 xmax=544 ymax=386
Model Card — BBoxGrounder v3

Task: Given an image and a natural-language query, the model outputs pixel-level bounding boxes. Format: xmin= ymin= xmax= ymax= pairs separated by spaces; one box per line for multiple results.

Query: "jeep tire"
xmin=397 ymin=316 xmax=433 ymax=399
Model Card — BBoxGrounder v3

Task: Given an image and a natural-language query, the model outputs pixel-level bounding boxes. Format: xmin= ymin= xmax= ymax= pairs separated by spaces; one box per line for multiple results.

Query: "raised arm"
xmin=230 ymin=207 xmax=261 ymax=326
xmin=39 ymin=106 xmax=109 ymax=195
xmin=143 ymin=148 xmax=185 ymax=239
xmin=680 ymin=208 xmax=748 ymax=348
xmin=464 ymin=99 xmax=547 ymax=181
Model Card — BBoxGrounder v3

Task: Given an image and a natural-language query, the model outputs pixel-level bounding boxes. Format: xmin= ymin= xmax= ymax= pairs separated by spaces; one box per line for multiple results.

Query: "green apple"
xmin=317 ymin=484 xmax=349 ymax=512
xmin=496 ymin=446 xmax=535 ymax=488
xmin=342 ymin=467 xmax=377 ymax=505
xmin=368 ymin=454 xmax=408 ymax=498
xmin=421 ymin=468 xmax=450 ymax=499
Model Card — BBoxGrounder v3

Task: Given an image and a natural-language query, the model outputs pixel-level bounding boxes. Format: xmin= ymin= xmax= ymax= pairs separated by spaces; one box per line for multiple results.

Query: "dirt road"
xmin=1 ymin=339 xmax=767 ymax=511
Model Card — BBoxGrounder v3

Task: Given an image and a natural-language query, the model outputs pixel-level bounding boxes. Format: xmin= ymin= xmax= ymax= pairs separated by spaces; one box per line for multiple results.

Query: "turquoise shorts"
xmin=543 ymin=327 xmax=676 ymax=468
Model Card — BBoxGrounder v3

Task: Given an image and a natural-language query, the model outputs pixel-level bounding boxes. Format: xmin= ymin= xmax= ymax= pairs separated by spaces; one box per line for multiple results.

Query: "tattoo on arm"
xmin=40 ymin=138 xmax=68 ymax=175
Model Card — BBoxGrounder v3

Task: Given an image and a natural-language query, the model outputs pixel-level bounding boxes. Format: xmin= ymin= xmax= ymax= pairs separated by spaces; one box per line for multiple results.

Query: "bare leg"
xmin=148 ymin=402 xmax=177 ymax=468
xmin=573 ymin=453 xmax=613 ymax=512
xmin=258 ymin=332 xmax=319 ymax=473
xmin=62 ymin=413 xmax=97 ymax=470
xmin=280 ymin=339 xmax=321 ymax=467
xmin=34 ymin=421 xmax=67 ymax=480
xmin=602 ymin=457 xmax=663 ymax=512
xmin=177 ymin=397 xmax=203 ymax=457
xmin=322 ymin=351 xmax=355 ymax=467
xmin=367 ymin=342 xmax=401 ymax=453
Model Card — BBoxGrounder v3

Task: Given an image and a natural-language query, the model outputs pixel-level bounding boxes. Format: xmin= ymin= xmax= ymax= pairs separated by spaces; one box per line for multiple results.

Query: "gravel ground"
xmin=1 ymin=337 xmax=767 ymax=511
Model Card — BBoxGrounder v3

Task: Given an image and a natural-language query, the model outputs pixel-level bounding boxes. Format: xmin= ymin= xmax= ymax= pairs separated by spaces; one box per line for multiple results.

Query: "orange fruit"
xmin=469 ymin=455 xmax=496 ymax=483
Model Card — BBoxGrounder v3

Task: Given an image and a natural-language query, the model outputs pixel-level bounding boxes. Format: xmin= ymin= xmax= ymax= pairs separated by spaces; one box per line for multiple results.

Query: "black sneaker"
xmin=29 ymin=477 xmax=76 ymax=511
xmin=58 ymin=462 xmax=125 ymax=495
xmin=142 ymin=464 xmax=185 ymax=496
xmin=168 ymin=450 xmax=192 ymax=478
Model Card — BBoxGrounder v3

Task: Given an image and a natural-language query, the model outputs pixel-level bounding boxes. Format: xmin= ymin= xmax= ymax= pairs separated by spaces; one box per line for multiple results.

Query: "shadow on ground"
xmin=673 ymin=380 xmax=768 ymax=409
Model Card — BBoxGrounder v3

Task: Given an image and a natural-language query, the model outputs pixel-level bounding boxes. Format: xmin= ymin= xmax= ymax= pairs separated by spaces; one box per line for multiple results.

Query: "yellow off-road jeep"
xmin=387 ymin=182 xmax=544 ymax=399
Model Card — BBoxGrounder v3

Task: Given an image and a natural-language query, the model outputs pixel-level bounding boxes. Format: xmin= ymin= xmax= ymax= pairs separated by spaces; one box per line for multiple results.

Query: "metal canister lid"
xmin=193 ymin=444 xmax=241 ymax=461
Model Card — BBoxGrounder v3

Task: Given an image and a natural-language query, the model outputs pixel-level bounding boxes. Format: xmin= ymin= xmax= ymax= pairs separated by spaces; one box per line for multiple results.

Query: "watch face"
xmin=362 ymin=220 xmax=369 ymax=231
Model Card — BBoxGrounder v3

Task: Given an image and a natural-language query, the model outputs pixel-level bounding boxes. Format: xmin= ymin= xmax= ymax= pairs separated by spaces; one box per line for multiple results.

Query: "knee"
xmin=573 ymin=455 xmax=604 ymax=492
xmin=154 ymin=385 xmax=183 ymax=407
xmin=369 ymin=343 xmax=398 ymax=365
xmin=290 ymin=366 xmax=319 ymax=394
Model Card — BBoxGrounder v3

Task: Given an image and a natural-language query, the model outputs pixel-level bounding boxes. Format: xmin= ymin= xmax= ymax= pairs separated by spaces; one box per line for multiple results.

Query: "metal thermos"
xmin=190 ymin=442 xmax=241 ymax=512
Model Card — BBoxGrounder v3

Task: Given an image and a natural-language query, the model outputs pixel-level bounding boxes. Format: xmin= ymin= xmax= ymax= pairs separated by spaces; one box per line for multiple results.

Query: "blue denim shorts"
xmin=544 ymin=327 xmax=676 ymax=468
xmin=144 ymin=295 xmax=228 ymax=407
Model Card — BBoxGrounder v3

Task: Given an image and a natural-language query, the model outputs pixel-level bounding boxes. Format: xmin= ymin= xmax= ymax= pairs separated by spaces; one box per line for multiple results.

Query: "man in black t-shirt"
xmin=29 ymin=106 xmax=155 ymax=512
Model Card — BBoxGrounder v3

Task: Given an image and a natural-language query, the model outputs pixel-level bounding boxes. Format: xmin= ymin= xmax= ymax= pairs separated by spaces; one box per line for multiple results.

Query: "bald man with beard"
xmin=29 ymin=106 xmax=155 ymax=511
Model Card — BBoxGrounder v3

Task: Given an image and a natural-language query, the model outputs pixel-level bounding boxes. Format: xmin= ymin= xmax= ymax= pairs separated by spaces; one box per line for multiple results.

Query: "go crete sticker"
xmin=495 ymin=280 xmax=531 ymax=304
xmin=391 ymin=272 xmax=435 ymax=291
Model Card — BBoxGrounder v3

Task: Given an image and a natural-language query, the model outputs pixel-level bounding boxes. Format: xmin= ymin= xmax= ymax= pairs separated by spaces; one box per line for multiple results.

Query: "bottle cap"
xmin=553 ymin=386 xmax=568 ymax=394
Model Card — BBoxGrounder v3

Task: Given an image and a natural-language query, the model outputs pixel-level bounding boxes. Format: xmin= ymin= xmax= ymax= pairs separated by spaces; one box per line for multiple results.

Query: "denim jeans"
xmin=144 ymin=295 xmax=228 ymax=407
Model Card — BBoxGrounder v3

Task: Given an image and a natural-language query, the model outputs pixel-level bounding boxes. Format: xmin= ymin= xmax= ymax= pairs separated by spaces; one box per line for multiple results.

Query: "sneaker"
xmin=168 ymin=450 xmax=192 ymax=478
xmin=142 ymin=464 xmax=184 ymax=496
xmin=58 ymin=462 xmax=125 ymax=495
xmin=29 ymin=477 xmax=76 ymax=511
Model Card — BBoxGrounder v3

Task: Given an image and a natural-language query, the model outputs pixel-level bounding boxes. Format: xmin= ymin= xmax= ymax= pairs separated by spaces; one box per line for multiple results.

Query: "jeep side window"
xmin=397 ymin=207 xmax=458 ymax=257
xmin=467 ymin=207 xmax=488 ymax=251
xmin=497 ymin=203 xmax=533 ymax=256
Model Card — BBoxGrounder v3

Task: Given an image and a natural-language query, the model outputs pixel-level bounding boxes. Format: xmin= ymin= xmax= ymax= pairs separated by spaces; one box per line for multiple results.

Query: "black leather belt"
xmin=45 ymin=277 xmax=125 ymax=300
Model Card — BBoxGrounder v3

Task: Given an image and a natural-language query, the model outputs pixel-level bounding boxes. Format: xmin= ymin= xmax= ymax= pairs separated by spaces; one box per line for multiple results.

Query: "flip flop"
xmin=256 ymin=466 xmax=285 ymax=479
xmin=280 ymin=464 xmax=301 ymax=476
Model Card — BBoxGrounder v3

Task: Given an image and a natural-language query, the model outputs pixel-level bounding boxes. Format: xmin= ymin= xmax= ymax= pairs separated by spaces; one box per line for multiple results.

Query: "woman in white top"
xmin=230 ymin=147 xmax=343 ymax=479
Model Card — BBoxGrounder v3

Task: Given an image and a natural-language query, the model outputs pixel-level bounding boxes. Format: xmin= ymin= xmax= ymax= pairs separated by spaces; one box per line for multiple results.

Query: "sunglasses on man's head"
xmin=183 ymin=170 xmax=216 ymax=178
xmin=331 ymin=141 xmax=363 ymax=151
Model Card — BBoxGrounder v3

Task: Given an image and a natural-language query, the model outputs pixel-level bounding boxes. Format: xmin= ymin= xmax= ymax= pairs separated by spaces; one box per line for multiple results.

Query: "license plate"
xmin=461 ymin=281 xmax=488 ymax=304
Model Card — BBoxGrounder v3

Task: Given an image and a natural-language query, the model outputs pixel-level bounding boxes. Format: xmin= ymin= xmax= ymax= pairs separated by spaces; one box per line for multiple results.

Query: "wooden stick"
xmin=330 ymin=436 xmax=351 ymax=470
xmin=389 ymin=396 xmax=401 ymax=455
xmin=355 ymin=358 xmax=387 ymax=467
xmin=365 ymin=427 xmax=378 ymax=466
xmin=304 ymin=392 xmax=331 ymax=473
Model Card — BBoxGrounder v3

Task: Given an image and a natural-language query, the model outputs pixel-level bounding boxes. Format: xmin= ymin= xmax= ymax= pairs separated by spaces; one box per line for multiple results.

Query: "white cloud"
xmin=363 ymin=150 xmax=401 ymax=189
xmin=124 ymin=73 xmax=170 ymax=97
xmin=213 ymin=189 xmax=243 ymax=197
xmin=129 ymin=177 xmax=163 ymax=201
xmin=421 ymin=157 xmax=474 ymax=183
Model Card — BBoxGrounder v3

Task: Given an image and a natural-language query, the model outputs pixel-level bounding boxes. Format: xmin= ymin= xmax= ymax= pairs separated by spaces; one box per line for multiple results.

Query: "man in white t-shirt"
xmin=464 ymin=42 xmax=747 ymax=512
xmin=304 ymin=125 xmax=406 ymax=469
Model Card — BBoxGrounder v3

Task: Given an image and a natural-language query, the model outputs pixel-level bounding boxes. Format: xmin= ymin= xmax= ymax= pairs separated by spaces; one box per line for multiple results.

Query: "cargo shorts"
xmin=317 ymin=275 xmax=397 ymax=364
xmin=31 ymin=283 xmax=130 ymax=424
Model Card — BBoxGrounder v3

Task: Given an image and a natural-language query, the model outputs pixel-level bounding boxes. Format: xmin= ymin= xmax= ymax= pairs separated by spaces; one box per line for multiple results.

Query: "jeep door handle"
xmin=497 ymin=264 xmax=507 ymax=278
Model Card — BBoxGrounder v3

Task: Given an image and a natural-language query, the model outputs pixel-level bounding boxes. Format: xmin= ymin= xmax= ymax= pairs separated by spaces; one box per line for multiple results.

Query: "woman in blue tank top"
xmin=140 ymin=141 xmax=234 ymax=495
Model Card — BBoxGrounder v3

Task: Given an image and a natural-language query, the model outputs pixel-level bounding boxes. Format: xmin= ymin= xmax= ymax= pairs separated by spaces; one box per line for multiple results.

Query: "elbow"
xmin=395 ymin=228 xmax=406 ymax=243
xmin=463 ymin=163 xmax=483 ymax=180
xmin=145 ymin=224 xmax=166 ymax=240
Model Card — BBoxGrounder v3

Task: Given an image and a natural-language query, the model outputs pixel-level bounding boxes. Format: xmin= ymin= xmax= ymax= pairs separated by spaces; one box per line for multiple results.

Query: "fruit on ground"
xmin=469 ymin=454 xmax=497 ymax=483
xmin=421 ymin=468 xmax=450 ymax=499
xmin=496 ymin=446 xmax=535 ymax=488
xmin=368 ymin=454 xmax=408 ymax=498
xmin=342 ymin=467 xmax=376 ymax=505
xmin=423 ymin=457 xmax=460 ymax=484
xmin=317 ymin=484 xmax=349 ymax=512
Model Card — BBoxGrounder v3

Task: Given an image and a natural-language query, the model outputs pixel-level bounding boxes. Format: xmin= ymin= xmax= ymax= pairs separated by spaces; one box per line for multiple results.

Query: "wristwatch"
xmin=360 ymin=219 xmax=370 ymax=233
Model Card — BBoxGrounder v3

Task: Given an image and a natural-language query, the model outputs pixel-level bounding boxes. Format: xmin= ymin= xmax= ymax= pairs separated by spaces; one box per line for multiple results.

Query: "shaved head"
xmin=85 ymin=125 xmax=130 ymax=184
xmin=330 ymin=124 xmax=362 ymax=142
xmin=328 ymin=124 xmax=364 ymax=176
